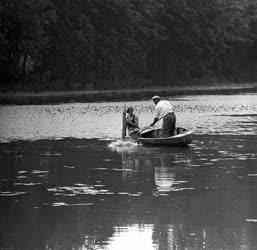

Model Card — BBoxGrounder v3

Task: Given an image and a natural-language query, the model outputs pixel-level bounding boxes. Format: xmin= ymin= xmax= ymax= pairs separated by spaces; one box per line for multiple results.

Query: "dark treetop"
xmin=1 ymin=0 xmax=257 ymax=92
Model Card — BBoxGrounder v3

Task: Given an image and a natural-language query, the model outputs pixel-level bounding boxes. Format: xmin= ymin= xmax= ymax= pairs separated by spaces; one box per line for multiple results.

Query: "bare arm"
xmin=127 ymin=116 xmax=139 ymax=128
xmin=150 ymin=117 xmax=158 ymax=127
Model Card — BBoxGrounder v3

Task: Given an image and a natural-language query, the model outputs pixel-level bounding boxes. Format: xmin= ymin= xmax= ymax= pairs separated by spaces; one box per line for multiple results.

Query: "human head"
xmin=152 ymin=95 xmax=160 ymax=105
xmin=127 ymin=107 xmax=134 ymax=115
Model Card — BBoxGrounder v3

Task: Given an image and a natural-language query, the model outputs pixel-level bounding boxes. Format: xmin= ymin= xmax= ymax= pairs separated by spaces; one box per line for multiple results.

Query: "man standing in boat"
xmin=150 ymin=96 xmax=176 ymax=137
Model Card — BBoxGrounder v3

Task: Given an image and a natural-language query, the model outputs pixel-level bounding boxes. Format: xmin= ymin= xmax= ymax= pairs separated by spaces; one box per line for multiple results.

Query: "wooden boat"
xmin=136 ymin=127 xmax=192 ymax=146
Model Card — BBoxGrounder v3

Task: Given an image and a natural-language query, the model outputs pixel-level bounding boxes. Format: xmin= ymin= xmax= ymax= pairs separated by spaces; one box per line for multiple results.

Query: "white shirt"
xmin=154 ymin=100 xmax=174 ymax=119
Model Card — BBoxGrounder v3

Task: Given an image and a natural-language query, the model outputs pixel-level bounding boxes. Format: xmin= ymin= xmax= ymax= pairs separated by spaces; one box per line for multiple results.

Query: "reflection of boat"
xmin=136 ymin=127 xmax=192 ymax=147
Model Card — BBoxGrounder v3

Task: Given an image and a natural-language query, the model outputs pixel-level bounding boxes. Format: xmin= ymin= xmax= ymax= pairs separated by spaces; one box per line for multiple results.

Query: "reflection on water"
xmin=1 ymin=93 xmax=257 ymax=249
xmin=1 ymin=134 xmax=257 ymax=250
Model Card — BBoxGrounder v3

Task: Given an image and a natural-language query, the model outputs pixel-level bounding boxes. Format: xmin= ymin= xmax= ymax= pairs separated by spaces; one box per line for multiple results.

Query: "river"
xmin=0 ymin=93 xmax=257 ymax=249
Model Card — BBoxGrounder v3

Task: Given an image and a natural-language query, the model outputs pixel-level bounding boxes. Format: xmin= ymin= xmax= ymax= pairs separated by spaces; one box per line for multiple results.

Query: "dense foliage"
xmin=0 ymin=0 xmax=257 ymax=91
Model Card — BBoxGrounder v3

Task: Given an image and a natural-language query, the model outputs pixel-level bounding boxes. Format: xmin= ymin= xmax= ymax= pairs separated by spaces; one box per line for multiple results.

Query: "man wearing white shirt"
xmin=150 ymin=95 xmax=176 ymax=137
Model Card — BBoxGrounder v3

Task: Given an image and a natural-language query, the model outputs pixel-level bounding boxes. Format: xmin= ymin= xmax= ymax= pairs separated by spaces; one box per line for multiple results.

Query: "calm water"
xmin=1 ymin=93 xmax=257 ymax=250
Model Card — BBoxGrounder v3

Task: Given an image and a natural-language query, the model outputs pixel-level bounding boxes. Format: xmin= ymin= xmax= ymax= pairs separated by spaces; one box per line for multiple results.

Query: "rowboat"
xmin=136 ymin=127 xmax=192 ymax=146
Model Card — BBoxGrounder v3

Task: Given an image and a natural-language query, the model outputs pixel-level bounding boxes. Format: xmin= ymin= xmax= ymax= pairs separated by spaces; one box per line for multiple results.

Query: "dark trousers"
xmin=162 ymin=112 xmax=176 ymax=137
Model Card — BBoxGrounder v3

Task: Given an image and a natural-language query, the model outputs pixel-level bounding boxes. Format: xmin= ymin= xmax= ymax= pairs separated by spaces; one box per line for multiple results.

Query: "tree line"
xmin=0 ymin=0 xmax=257 ymax=91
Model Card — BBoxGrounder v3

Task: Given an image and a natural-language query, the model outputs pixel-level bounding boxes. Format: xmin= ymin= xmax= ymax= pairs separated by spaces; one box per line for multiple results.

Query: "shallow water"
xmin=1 ymin=93 xmax=257 ymax=250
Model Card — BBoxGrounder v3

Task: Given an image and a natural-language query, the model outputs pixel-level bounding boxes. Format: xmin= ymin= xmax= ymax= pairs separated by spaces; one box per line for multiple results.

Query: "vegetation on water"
xmin=1 ymin=0 xmax=257 ymax=92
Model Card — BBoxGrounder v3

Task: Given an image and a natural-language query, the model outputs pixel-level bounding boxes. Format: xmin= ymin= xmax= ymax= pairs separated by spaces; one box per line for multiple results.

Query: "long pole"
xmin=122 ymin=109 xmax=127 ymax=139
xmin=137 ymin=116 xmax=165 ymax=135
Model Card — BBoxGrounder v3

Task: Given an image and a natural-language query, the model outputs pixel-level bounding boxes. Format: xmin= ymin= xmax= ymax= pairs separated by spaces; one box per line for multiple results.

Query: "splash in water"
xmin=108 ymin=139 xmax=138 ymax=152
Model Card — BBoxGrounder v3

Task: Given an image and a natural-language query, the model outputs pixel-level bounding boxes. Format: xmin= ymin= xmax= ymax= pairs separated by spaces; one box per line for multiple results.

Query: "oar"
xmin=137 ymin=116 xmax=165 ymax=135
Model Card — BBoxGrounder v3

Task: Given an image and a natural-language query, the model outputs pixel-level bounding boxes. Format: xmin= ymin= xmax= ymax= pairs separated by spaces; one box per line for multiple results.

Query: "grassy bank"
xmin=0 ymin=82 xmax=257 ymax=105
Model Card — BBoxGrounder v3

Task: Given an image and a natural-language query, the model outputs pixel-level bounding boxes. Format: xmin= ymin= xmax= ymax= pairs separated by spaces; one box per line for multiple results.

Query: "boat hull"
xmin=136 ymin=128 xmax=192 ymax=146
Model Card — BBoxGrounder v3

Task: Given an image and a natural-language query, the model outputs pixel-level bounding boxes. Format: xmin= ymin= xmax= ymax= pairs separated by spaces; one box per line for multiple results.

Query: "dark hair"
xmin=127 ymin=107 xmax=134 ymax=113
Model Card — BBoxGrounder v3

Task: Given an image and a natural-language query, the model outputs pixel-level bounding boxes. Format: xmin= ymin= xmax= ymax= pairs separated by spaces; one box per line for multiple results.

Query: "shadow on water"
xmin=0 ymin=136 xmax=257 ymax=250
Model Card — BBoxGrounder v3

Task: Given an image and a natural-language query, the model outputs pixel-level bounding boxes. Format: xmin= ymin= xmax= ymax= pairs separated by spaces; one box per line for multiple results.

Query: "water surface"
xmin=0 ymin=93 xmax=257 ymax=250
xmin=1 ymin=94 xmax=257 ymax=141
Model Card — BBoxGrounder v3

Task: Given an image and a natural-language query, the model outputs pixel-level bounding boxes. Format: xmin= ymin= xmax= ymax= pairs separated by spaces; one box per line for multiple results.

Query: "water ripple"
xmin=0 ymin=94 xmax=257 ymax=141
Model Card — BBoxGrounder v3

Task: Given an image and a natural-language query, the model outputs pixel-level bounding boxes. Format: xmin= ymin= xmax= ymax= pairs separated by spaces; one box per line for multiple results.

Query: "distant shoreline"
xmin=0 ymin=83 xmax=257 ymax=105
